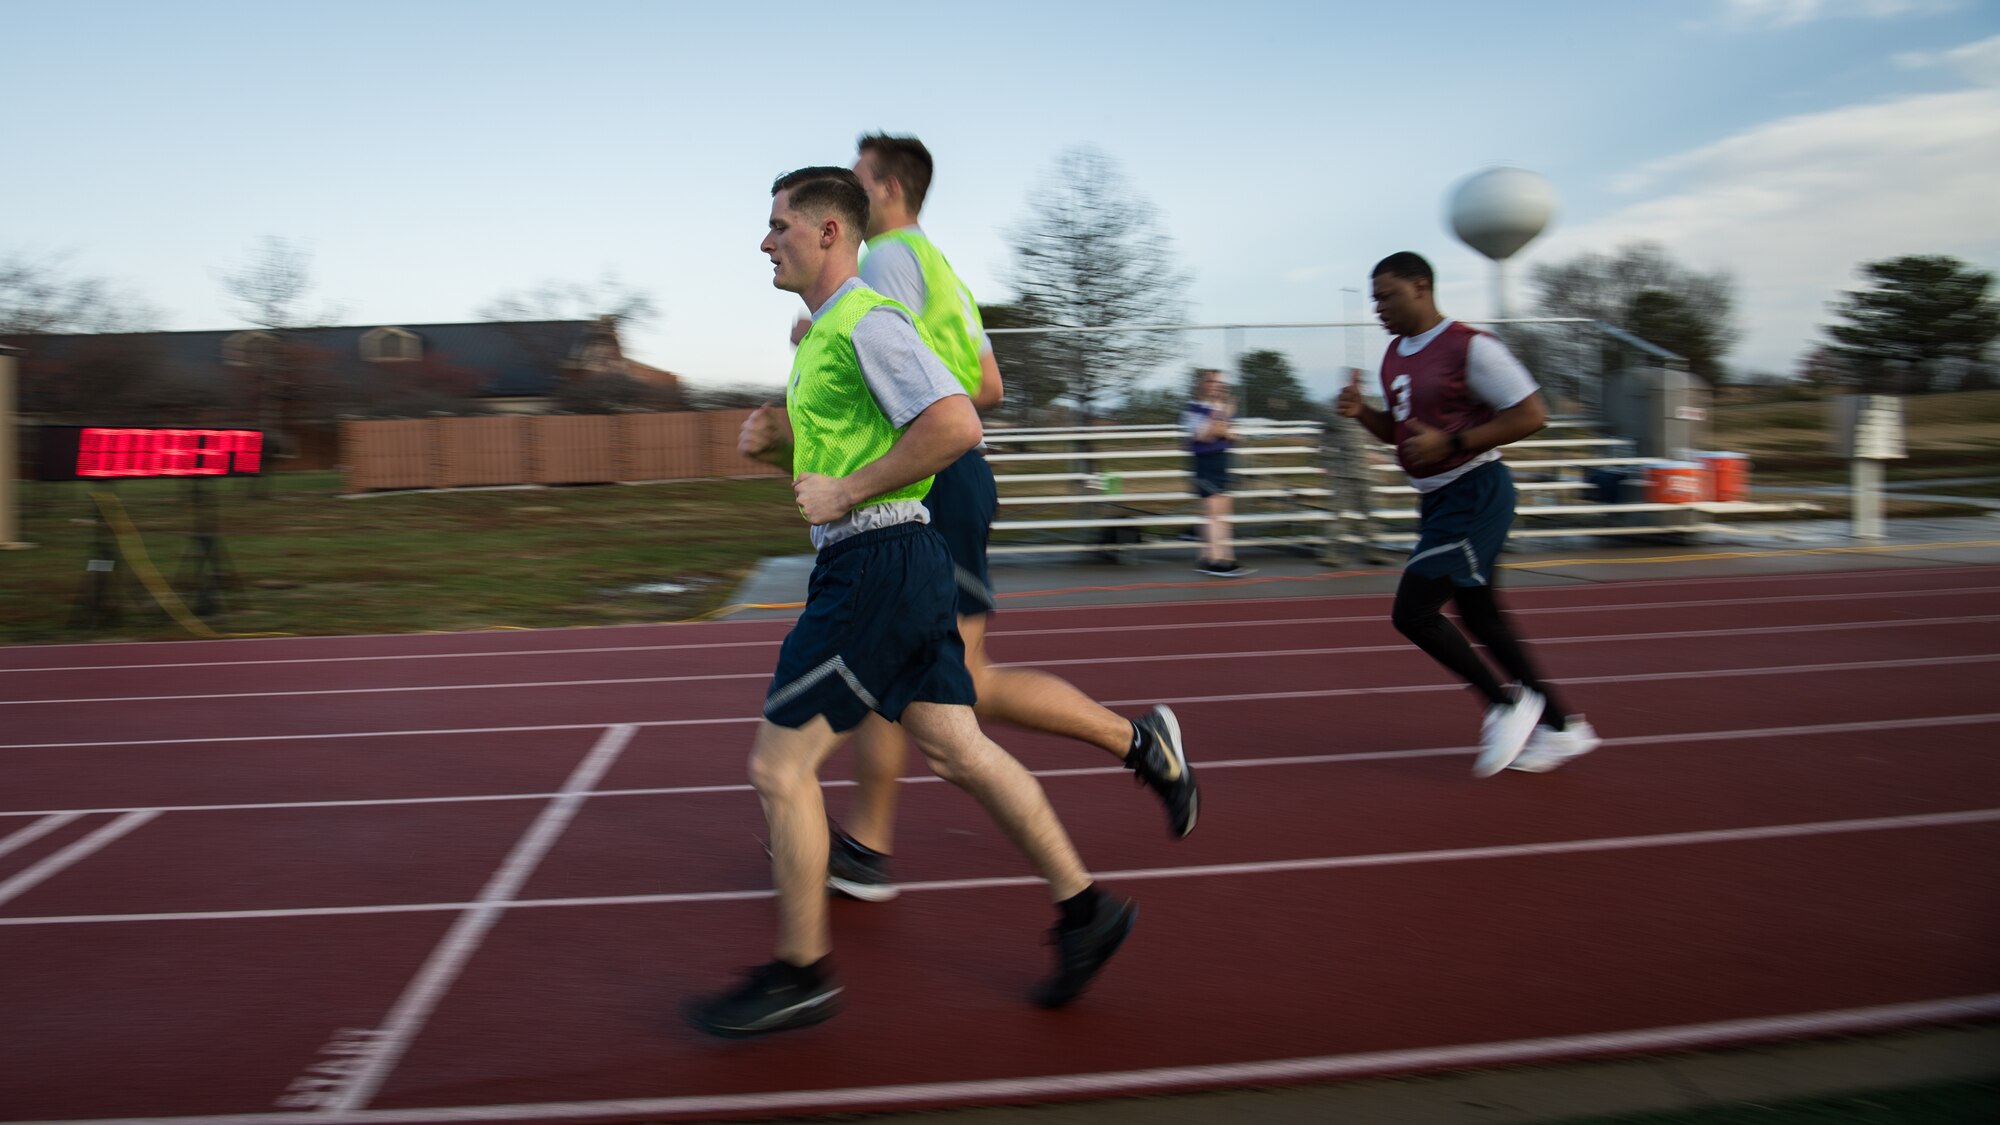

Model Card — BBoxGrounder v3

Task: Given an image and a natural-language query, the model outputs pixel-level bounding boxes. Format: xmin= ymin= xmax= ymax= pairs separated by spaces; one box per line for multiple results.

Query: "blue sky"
xmin=6 ymin=0 xmax=1997 ymax=402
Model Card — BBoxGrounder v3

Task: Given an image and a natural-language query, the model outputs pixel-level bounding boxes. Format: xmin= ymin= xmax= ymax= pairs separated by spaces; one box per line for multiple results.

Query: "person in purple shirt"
xmin=1184 ymin=368 xmax=1252 ymax=577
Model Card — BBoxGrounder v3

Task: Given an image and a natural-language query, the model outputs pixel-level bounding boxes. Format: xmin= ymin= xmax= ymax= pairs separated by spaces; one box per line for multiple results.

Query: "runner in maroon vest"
xmin=1336 ymin=252 xmax=1601 ymax=776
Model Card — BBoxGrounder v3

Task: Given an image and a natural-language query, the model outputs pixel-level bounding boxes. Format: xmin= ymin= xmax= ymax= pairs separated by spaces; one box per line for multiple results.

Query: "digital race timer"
xmin=38 ymin=426 xmax=265 ymax=481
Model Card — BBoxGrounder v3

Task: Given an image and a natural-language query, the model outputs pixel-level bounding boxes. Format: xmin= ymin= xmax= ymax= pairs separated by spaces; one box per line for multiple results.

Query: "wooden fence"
xmin=341 ymin=410 xmax=785 ymax=491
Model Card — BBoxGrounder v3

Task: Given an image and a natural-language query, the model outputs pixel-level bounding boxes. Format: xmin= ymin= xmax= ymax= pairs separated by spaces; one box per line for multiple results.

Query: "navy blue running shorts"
xmin=922 ymin=448 xmax=999 ymax=616
xmin=763 ymin=521 xmax=976 ymax=733
xmin=1192 ymin=451 xmax=1231 ymax=498
xmin=1405 ymin=460 xmax=1516 ymax=588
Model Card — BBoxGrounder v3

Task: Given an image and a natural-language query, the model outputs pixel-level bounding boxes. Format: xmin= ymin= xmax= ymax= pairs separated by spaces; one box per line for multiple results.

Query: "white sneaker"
xmin=1509 ymin=717 xmax=1602 ymax=773
xmin=1473 ymin=686 xmax=1545 ymax=778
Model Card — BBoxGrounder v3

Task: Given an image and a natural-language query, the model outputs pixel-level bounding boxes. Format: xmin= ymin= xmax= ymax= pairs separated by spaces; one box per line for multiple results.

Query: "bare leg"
xmin=745 ymin=716 xmax=843 ymax=964
xmin=898 ymin=701 xmax=1090 ymax=902
xmin=964 ymin=612 xmax=1132 ymax=757
xmin=1204 ymin=493 xmax=1234 ymax=562
xmin=842 ymin=714 xmax=908 ymax=854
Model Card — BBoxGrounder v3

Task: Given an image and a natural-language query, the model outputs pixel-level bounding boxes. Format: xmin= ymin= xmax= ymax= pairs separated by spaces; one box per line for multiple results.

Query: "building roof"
xmin=0 ymin=320 xmax=610 ymax=398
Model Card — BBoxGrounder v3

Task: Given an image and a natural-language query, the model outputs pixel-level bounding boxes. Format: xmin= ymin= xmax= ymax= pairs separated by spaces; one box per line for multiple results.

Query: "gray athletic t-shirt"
xmin=858 ymin=227 xmax=993 ymax=356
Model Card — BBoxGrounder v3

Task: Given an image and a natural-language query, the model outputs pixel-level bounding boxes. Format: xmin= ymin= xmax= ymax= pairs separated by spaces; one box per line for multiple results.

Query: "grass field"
xmin=0 ymin=472 xmax=802 ymax=644
xmin=1710 ymin=389 xmax=2000 ymax=469
xmin=1699 ymin=389 xmax=2000 ymax=517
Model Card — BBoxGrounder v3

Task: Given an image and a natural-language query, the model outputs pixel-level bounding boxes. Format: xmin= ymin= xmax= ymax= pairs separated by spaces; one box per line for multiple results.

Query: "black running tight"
xmin=1390 ymin=570 xmax=1568 ymax=722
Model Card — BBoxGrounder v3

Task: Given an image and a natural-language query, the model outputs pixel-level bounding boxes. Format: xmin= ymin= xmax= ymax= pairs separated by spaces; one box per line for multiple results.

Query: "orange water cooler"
xmin=1646 ymin=461 xmax=1709 ymax=504
xmin=1699 ymin=451 xmax=1751 ymax=502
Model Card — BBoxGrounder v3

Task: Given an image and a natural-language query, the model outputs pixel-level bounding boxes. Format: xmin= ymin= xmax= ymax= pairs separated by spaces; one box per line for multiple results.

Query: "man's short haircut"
xmin=1373 ymin=251 xmax=1434 ymax=285
xmin=856 ymin=133 xmax=934 ymax=214
xmin=771 ymin=166 xmax=869 ymax=239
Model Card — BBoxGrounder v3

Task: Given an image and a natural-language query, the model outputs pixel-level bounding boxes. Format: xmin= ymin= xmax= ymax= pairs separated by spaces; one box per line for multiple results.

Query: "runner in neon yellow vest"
xmin=786 ymin=282 xmax=935 ymax=511
xmin=691 ymin=164 xmax=1135 ymax=1038
xmin=862 ymin=227 xmax=985 ymax=397
xmin=817 ymin=133 xmax=1199 ymax=913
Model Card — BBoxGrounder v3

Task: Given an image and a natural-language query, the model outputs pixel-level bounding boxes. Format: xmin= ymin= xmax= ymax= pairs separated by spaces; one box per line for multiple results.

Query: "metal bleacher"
xmin=984 ymin=418 xmax=1817 ymax=561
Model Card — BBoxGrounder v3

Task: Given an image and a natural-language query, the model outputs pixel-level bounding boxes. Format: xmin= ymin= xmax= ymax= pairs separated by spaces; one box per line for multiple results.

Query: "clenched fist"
xmin=793 ymin=472 xmax=856 ymax=526
xmin=1335 ymin=371 xmax=1366 ymax=419
xmin=739 ymin=402 xmax=786 ymax=460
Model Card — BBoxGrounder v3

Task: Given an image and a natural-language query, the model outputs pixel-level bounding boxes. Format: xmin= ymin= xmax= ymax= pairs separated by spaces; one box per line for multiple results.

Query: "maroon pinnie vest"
xmin=1378 ymin=321 xmax=1495 ymax=480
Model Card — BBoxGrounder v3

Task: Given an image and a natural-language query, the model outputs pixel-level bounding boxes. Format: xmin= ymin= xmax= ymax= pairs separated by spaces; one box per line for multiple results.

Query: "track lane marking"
xmin=4 ymin=711 xmax=1996 ymax=821
xmin=0 ymin=811 xmax=158 ymax=907
xmin=8 ymin=993 xmax=2000 ymax=1125
xmin=307 ymin=725 xmax=636 ymax=1113
xmin=5 ymin=650 xmax=1997 ymax=751
xmin=8 ymin=615 xmax=1998 ymax=707
xmin=0 ymin=812 xmax=85 ymax=859
xmin=4 ymin=805 xmax=1994 ymax=927
xmin=5 ymin=581 xmax=1997 ymax=676
xmin=3 ymin=557 xmax=1994 ymax=666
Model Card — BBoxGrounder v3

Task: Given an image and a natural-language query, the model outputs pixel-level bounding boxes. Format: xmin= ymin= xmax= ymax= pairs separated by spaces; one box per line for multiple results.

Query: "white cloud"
xmin=1535 ymin=87 xmax=2000 ymax=373
xmin=1894 ymin=32 xmax=2000 ymax=85
xmin=1713 ymin=0 xmax=1962 ymax=31
xmin=1283 ymin=266 xmax=1331 ymax=285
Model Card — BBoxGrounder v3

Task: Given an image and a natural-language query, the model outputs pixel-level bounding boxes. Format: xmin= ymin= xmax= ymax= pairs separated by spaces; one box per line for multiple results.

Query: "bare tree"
xmin=1003 ymin=147 xmax=1191 ymax=421
xmin=478 ymin=272 xmax=662 ymax=409
xmin=215 ymin=237 xmax=348 ymax=466
xmin=478 ymin=272 xmax=658 ymax=330
xmin=1 ymin=250 xmax=161 ymax=335
xmin=981 ymin=297 xmax=1070 ymax=422
xmin=4 ymin=252 xmax=172 ymax=422
xmin=219 ymin=237 xmax=330 ymax=330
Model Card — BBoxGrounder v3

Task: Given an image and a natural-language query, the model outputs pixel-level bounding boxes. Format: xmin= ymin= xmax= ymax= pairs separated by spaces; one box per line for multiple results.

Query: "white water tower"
xmin=1448 ymin=167 xmax=1556 ymax=322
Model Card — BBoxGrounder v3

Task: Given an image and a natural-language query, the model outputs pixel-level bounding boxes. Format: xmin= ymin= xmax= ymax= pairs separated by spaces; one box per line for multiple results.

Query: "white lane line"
xmin=1007 ymin=613 xmax=2000 ymax=670
xmin=14 ymin=993 xmax=1992 ymax=1125
xmin=1 ymin=671 xmax=769 ymax=707
xmin=0 ymin=638 xmax=787 ymax=676
xmin=14 ymin=989 xmax=2000 ymax=1125
xmin=316 ymin=725 xmax=635 ymax=1113
xmin=0 ymin=812 xmax=85 ymax=858
xmin=0 ymin=783 xmax=747 ymax=820
xmin=1000 ymin=584 xmax=2000 ymax=639
xmin=11 ymin=614 xmax=1999 ymax=708
xmin=0 ymin=811 xmax=158 ymax=908
xmin=6 ymin=805 xmax=1994 ymax=928
xmin=0 ymin=717 xmax=749 ymax=751
xmin=7 ymin=649 xmax=1999 ymax=752
xmin=5 ymin=582 xmax=1996 ymax=676
xmin=1134 ymin=652 xmax=2000 ymax=711
xmin=5 ymin=711 xmax=1997 ymax=822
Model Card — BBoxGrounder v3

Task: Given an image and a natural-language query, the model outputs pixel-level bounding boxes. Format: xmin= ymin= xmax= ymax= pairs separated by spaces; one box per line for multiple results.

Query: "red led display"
xmin=37 ymin=426 xmax=265 ymax=481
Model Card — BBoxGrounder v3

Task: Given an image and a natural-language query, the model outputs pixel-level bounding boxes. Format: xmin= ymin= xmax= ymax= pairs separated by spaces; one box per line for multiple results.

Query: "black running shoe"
xmin=1196 ymin=559 xmax=1254 ymax=577
xmin=826 ymin=824 xmax=898 ymax=901
xmin=1127 ymin=705 xmax=1199 ymax=838
xmin=1033 ymin=895 xmax=1138 ymax=1008
xmin=685 ymin=960 xmax=842 ymax=1038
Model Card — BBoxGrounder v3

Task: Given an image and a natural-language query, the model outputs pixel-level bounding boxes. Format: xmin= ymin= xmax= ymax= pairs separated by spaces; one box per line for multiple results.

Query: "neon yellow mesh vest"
xmin=787 ymin=286 xmax=934 ymax=514
xmin=865 ymin=228 xmax=985 ymax=396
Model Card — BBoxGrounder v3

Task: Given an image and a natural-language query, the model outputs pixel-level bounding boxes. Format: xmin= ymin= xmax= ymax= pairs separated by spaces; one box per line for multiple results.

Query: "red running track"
xmin=2 ymin=564 xmax=1998 ymax=1124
